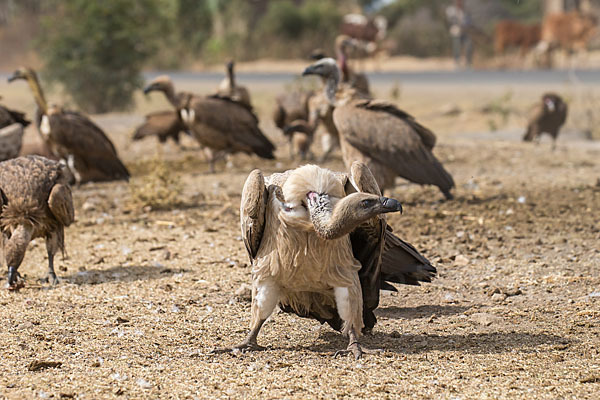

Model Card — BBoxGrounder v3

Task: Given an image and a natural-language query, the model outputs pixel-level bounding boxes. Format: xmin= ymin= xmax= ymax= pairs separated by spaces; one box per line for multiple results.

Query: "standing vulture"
xmin=335 ymin=35 xmax=371 ymax=98
xmin=8 ymin=67 xmax=130 ymax=184
xmin=216 ymin=59 xmax=252 ymax=109
xmin=132 ymin=110 xmax=188 ymax=145
xmin=272 ymin=90 xmax=314 ymax=159
xmin=0 ymin=102 xmax=30 ymax=161
xmin=214 ymin=162 xmax=435 ymax=358
xmin=303 ymin=58 xmax=454 ymax=200
xmin=144 ymin=75 xmax=275 ymax=172
xmin=0 ymin=155 xmax=74 ymax=290
xmin=523 ymin=93 xmax=567 ymax=150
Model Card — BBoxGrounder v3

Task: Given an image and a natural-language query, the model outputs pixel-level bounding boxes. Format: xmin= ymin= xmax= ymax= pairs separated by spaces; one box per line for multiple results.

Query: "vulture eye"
xmin=361 ymin=199 xmax=376 ymax=208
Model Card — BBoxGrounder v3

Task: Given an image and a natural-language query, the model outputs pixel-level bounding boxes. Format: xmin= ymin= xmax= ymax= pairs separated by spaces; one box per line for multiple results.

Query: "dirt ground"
xmin=0 ymin=77 xmax=599 ymax=399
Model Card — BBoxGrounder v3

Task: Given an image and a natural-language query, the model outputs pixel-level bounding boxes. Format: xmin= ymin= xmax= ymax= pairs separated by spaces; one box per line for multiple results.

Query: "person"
xmin=446 ymin=0 xmax=473 ymax=67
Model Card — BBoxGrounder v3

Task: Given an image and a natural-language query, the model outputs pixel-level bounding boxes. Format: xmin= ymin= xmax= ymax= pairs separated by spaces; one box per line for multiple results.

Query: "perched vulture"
xmin=8 ymin=67 xmax=130 ymax=184
xmin=0 ymin=155 xmax=74 ymax=290
xmin=303 ymin=58 xmax=454 ymax=199
xmin=0 ymin=103 xmax=31 ymax=161
xmin=216 ymin=59 xmax=252 ymax=109
xmin=272 ymin=90 xmax=314 ymax=159
xmin=132 ymin=110 xmax=188 ymax=145
xmin=523 ymin=93 xmax=567 ymax=150
xmin=215 ymin=162 xmax=435 ymax=358
xmin=144 ymin=75 xmax=276 ymax=172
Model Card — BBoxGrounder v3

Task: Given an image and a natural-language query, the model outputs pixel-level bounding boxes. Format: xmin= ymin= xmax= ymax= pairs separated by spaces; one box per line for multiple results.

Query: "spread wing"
xmin=240 ymin=169 xmax=268 ymax=261
xmin=334 ymin=100 xmax=454 ymax=194
xmin=48 ymin=183 xmax=75 ymax=227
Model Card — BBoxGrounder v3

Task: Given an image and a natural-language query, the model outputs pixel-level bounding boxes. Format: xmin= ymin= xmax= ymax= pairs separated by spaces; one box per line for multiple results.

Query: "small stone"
xmin=491 ymin=293 xmax=507 ymax=302
xmin=470 ymin=312 xmax=502 ymax=326
xmin=136 ymin=378 xmax=152 ymax=389
xmin=454 ymin=255 xmax=469 ymax=266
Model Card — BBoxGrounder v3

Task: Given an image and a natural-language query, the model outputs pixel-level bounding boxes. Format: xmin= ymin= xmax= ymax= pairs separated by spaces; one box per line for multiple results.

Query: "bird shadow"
xmin=375 ymin=304 xmax=471 ymax=320
xmin=294 ymin=330 xmax=570 ymax=356
xmin=61 ymin=264 xmax=187 ymax=286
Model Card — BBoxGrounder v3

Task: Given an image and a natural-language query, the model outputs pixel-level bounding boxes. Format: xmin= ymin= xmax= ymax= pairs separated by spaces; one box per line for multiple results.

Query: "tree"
xmin=38 ymin=0 xmax=169 ymax=113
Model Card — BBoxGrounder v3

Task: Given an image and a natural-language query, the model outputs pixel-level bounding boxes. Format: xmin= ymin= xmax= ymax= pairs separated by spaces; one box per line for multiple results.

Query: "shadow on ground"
xmin=63 ymin=265 xmax=187 ymax=285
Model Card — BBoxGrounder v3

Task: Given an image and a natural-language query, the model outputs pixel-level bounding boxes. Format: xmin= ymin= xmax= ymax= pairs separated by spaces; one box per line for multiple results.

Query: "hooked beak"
xmin=7 ymin=72 xmax=21 ymax=83
xmin=142 ymin=84 xmax=156 ymax=95
xmin=302 ymin=65 xmax=317 ymax=77
xmin=379 ymin=197 xmax=403 ymax=214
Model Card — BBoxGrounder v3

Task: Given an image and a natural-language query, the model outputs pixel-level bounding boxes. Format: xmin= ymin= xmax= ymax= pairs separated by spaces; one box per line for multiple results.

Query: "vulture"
xmin=7 ymin=67 xmax=130 ymax=184
xmin=335 ymin=35 xmax=371 ymax=98
xmin=272 ymin=90 xmax=314 ymax=159
xmin=0 ymin=102 xmax=31 ymax=161
xmin=216 ymin=59 xmax=252 ymax=109
xmin=132 ymin=110 xmax=188 ymax=145
xmin=215 ymin=162 xmax=435 ymax=358
xmin=303 ymin=58 xmax=455 ymax=200
xmin=144 ymin=75 xmax=275 ymax=172
xmin=523 ymin=93 xmax=567 ymax=150
xmin=0 ymin=155 xmax=74 ymax=290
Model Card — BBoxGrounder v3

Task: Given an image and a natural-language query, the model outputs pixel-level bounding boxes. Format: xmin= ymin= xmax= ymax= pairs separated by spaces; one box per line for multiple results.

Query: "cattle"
xmin=495 ymin=20 xmax=541 ymax=56
xmin=536 ymin=11 xmax=598 ymax=67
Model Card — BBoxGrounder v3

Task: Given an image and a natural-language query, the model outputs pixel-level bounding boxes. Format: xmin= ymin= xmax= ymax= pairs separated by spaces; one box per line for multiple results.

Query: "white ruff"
xmin=40 ymin=115 xmax=51 ymax=137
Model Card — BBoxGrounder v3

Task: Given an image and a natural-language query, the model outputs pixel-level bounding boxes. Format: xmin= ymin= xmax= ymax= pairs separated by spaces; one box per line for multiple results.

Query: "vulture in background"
xmin=144 ymin=75 xmax=275 ymax=172
xmin=523 ymin=93 xmax=567 ymax=150
xmin=8 ymin=67 xmax=130 ymax=184
xmin=132 ymin=110 xmax=188 ymax=145
xmin=272 ymin=90 xmax=314 ymax=159
xmin=0 ymin=102 xmax=30 ymax=161
xmin=303 ymin=58 xmax=455 ymax=200
xmin=0 ymin=155 xmax=74 ymax=290
xmin=216 ymin=59 xmax=252 ymax=109
xmin=214 ymin=162 xmax=435 ymax=358
xmin=335 ymin=34 xmax=371 ymax=98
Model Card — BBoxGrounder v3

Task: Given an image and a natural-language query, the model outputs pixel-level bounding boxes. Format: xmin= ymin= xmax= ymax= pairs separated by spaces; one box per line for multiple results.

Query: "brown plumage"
xmin=0 ymin=103 xmax=31 ymax=162
xmin=216 ymin=60 xmax=252 ymax=109
xmin=144 ymin=75 xmax=275 ymax=172
xmin=0 ymin=155 xmax=74 ymax=290
xmin=214 ymin=162 xmax=435 ymax=358
xmin=335 ymin=35 xmax=371 ymax=97
xmin=132 ymin=110 xmax=188 ymax=144
xmin=8 ymin=67 xmax=130 ymax=184
xmin=523 ymin=93 xmax=567 ymax=150
xmin=0 ymin=103 xmax=30 ymax=129
xmin=303 ymin=58 xmax=454 ymax=199
xmin=273 ymin=90 xmax=313 ymax=158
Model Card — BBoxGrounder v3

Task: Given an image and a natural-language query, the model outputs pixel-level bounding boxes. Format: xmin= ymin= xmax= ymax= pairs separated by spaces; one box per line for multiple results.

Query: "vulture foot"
xmin=334 ymin=342 xmax=382 ymax=360
xmin=6 ymin=267 xmax=25 ymax=291
xmin=211 ymin=341 xmax=266 ymax=355
xmin=39 ymin=272 xmax=59 ymax=286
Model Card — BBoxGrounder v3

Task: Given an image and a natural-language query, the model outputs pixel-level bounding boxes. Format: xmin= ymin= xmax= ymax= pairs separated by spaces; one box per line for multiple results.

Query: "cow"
xmin=494 ymin=20 xmax=541 ymax=56
xmin=536 ymin=11 xmax=598 ymax=67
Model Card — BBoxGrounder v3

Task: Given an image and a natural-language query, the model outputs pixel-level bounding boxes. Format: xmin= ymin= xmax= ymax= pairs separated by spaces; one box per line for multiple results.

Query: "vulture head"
xmin=226 ymin=59 xmax=235 ymax=74
xmin=143 ymin=75 xmax=174 ymax=95
xmin=7 ymin=66 xmax=37 ymax=84
xmin=302 ymin=58 xmax=340 ymax=105
xmin=307 ymin=191 xmax=402 ymax=240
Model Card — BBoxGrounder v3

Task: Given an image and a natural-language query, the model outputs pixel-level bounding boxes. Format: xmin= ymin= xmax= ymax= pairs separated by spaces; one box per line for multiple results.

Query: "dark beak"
xmin=7 ymin=72 xmax=20 ymax=83
xmin=379 ymin=197 xmax=403 ymax=214
xmin=142 ymin=84 xmax=155 ymax=95
xmin=302 ymin=65 xmax=317 ymax=76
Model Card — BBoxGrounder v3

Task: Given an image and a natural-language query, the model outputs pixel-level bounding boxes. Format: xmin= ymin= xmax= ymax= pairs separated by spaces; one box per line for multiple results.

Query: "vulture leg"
xmin=213 ymin=279 xmax=280 ymax=353
xmin=4 ymin=226 xmax=31 ymax=290
xmin=41 ymin=232 xmax=59 ymax=285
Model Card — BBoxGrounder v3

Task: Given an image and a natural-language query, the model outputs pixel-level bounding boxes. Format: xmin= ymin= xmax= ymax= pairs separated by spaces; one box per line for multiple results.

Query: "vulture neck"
xmin=162 ymin=83 xmax=179 ymax=108
xmin=310 ymin=195 xmax=362 ymax=240
xmin=27 ymin=75 xmax=48 ymax=114
xmin=323 ymin=72 xmax=340 ymax=107
xmin=227 ymin=67 xmax=235 ymax=90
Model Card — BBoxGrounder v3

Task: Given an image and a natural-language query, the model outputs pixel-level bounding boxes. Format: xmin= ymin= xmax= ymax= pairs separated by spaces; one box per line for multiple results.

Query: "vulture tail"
xmin=381 ymin=230 xmax=436 ymax=287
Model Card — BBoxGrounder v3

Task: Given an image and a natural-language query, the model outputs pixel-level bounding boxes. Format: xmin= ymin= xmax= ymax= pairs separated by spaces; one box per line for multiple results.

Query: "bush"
xmin=38 ymin=0 xmax=169 ymax=113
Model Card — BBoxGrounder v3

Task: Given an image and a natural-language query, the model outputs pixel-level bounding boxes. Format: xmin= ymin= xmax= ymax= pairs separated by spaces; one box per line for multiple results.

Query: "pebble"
xmin=470 ymin=312 xmax=502 ymax=326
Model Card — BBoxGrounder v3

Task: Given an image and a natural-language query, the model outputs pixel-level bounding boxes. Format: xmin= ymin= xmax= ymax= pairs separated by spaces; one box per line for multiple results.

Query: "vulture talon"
xmin=210 ymin=342 xmax=266 ymax=355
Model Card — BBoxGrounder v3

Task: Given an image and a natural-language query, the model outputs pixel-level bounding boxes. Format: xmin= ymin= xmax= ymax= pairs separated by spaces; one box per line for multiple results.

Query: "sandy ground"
xmin=0 ymin=76 xmax=599 ymax=399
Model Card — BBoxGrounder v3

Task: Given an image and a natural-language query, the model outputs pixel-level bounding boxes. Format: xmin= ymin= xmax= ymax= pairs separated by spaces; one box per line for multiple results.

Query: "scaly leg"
xmin=41 ymin=233 xmax=59 ymax=285
xmin=212 ymin=279 xmax=280 ymax=353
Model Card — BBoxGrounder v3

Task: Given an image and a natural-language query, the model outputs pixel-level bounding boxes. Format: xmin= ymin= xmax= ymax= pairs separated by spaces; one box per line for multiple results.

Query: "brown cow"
xmin=536 ymin=11 xmax=598 ymax=67
xmin=495 ymin=20 xmax=541 ymax=56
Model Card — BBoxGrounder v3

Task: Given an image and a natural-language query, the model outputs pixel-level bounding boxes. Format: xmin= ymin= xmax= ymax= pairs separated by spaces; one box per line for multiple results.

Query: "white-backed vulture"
xmin=0 ymin=155 xmax=74 ymax=290
xmin=144 ymin=75 xmax=275 ymax=172
xmin=523 ymin=93 xmax=567 ymax=150
xmin=214 ymin=162 xmax=435 ymax=358
xmin=8 ymin=67 xmax=130 ymax=184
xmin=303 ymin=58 xmax=455 ymax=200
xmin=132 ymin=110 xmax=188 ymax=145
xmin=216 ymin=59 xmax=252 ymax=109
xmin=272 ymin=90 xmax=314 ymax=159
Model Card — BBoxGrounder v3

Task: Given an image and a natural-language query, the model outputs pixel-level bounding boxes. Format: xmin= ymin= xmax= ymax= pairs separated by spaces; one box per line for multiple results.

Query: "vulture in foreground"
xmin=0 ymin=103 xmax=31 ymax=161
xmin=216 ymin=59 xmax=252 ymax=109
xmin=272 ymin=90 xmax=314 ymax=159
xmin=144 ymin=75 xmax=275 ymax=172
xmin=215 ymin=162 xmax=435 ymax=358
xmin=132 ymin=110 xmax=188 ymax=145
xmin=523 ymin=93 xmax=567 ymax=150
xmin=8 ymin=67 xmax=130 ymax=184
xmin=0 ymin=156 xmax=74 ymax=290
xmin=303 ymin=58 xmax=455 ymax=200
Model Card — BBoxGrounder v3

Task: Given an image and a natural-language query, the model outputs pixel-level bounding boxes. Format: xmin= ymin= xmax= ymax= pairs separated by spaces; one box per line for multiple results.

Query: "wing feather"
xmin=47 ymin=183 xmax=75 ymax=226
xmin=240 ymin=169 xmax=268 ymax=261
